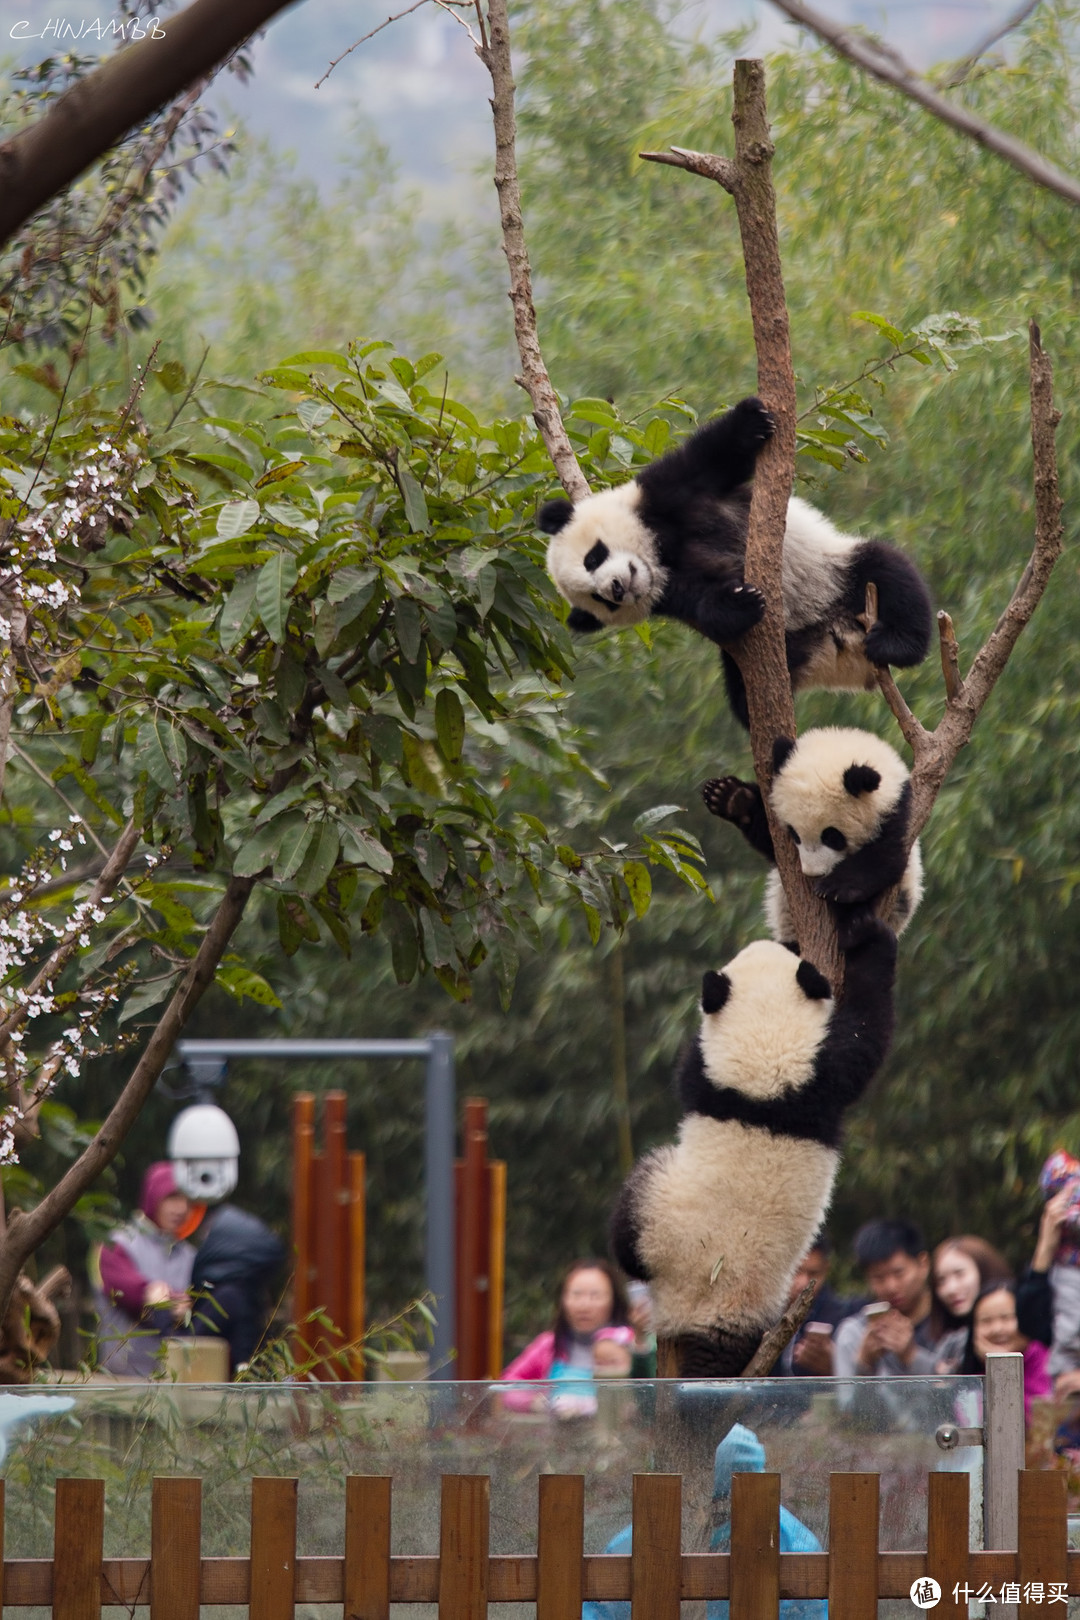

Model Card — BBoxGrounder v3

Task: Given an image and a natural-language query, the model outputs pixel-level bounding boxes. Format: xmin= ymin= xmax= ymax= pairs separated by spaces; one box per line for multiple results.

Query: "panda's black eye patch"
xmin=821 ymin=827 xmax=847 ymax=851
xmin=583 ymin=540 xmax=609 ymax=572
xmin=787 ymin=826 xmax=801 ymax=846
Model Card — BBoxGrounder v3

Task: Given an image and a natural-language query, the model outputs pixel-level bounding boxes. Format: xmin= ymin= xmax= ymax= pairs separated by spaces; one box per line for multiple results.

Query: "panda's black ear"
xmin=701 ymin=970 xmax=731 ymax=1015
xmin=796 ymin=959 xmax=832 ymax=1001
xmin=772 ymin=736 xmax=796 ymax=774
xmin=538 ymin=498 xmax=575 ymax=535
xmin=843 ymin=763 xmax=882 ymax=797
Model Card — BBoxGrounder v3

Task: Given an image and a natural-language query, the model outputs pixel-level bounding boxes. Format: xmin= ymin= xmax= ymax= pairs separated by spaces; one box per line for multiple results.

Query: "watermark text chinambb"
xmin=9 ymin=17 xmax=165 ymax=38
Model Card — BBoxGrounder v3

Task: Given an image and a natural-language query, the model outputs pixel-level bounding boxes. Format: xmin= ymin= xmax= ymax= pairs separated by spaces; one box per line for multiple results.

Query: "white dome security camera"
xmin=167 ymin=1103 xmax=240 ymax=1202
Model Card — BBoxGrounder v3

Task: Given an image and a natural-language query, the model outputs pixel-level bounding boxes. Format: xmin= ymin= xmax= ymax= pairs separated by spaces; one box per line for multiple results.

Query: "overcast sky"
xmin=4 ymin=0 xmax=1029 ymax=204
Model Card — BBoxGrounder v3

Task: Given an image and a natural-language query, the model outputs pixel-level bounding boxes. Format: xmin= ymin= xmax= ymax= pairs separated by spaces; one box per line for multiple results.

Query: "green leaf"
xmin=233 ymin=816 xmax=292 ymax=877
xmin=277 ymin=894 xmax=319 ymax=956
xmin=434 ymin=688 xmax=465 ymax=763
xmin=293 ymin=821 xmax=340 ymax=897
xmin=622 ymin=860 xmax=652 ymax=919
xmin=341 ymin=819 xmax=394 ymax=874
xmin=216 ymin=499 xmax=260 ymax=538
xmin=401 ymin=731 xmax=443 ymax=795
xmin=580 ymin=899 xmax=602 ymax=945
xmin=256 ymin=550 xmax=299 ymax=644
xmin=382 ymin=897 xmax=419 ymax=983
xmin=395 ymin=596 xmax=423 ymax=663
xmin=273 ymin=817 xmax=316 ymax=883
xmin=215 ymin=960 xmax=283 ymax=1007
xmin=118 ymin=974 xmax=178 ymax=1025
xmin=398 ymin=462 xmax=430 ymax=533
xmin=139 ymin=717 xmax=187 ymax=791
xmin=327 ymin=566 xmax=379 ymax=605
xmin=633 ymin=803 xmax=682 ymax=832
xmin=219 ymin=570 xmax=260 ymax=653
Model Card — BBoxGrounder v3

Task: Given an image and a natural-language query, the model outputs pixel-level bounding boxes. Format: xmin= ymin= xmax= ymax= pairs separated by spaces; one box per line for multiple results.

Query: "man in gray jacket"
xmin=833 ymin=1219 xmax=939 ymax=1379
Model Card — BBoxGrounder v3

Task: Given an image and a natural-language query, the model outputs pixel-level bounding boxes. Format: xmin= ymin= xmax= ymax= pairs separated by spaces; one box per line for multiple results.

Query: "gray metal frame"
xmin=175 ymin=1034 xmax=456 ymax=1379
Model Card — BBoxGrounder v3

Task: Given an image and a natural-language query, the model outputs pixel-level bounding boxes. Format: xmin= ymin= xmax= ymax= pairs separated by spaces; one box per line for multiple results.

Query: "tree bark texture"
xmin=0 ymin=0 xmax=302 ymax=249
xmin=477 ymin=0 xmax=590 ymax=500
xmin=642 ymin=62 xmax=840 ymax=982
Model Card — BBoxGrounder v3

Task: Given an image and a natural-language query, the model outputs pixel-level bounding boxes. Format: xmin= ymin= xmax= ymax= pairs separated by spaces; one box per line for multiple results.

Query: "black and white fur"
xmin=703 ymin=727 xmax=923 ymax=945
xmin=610 ymin=915 xmax=897 ymax=1375
xmin=539 ymin=397 xmax=933 ymax=728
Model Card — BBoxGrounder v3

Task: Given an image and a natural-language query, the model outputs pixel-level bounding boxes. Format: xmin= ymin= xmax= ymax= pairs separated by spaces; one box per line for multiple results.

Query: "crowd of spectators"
xmin=501 ymin=1147 xmax=1080 ymax=1437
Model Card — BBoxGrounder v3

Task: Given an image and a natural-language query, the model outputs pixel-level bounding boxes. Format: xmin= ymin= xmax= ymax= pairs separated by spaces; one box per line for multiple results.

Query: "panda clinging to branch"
xmin=610 ymin=912 xmax=898 ymax=1377
xmin=540 ymin=396 xmax=933 ymax=728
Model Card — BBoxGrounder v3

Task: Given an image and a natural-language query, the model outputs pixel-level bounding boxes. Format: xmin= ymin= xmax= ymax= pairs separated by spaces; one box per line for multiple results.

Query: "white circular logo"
xmin=910 ymin=1579 xmax=941 ymax=1609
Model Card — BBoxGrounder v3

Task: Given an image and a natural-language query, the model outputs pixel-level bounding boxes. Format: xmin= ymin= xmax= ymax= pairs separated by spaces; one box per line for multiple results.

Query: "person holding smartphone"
xmin=777 ymin=1235 xmax=865 ymax=1376
xmin=833 ymin=1219 xmax=940 ymax=1379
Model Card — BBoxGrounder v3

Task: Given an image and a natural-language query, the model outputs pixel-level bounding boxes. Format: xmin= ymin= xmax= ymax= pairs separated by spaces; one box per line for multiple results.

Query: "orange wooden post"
xmin=344 ymin=1476 xmax=391 ymax=1620
xmin=291 ymin=1094 xmax=315 ymax=1364
xmin=315 ymin=1092 xmax=348 ymax=1368
xmin=456 ymin=1098 xmax=489 ymax=1380
xmin=151 ymin=1477 xmax=202 ymax=1620
xmin=486 ymin=1157 xmax=506 ymax=1378
xmin=630 ymin=1474 xmax=681 ymax=1620
xmin=438 ymin=1475 xmax=489 ymax=1619
xmin=730 ymin=1472 xmax=780 ymax=1620
xmin=250 ymin=1478 xmax=297 ymax=1620
xmin=1018 ymin=1469 xmax=1068 ymax=1616
xmin=828 ymin=1474 xmax=878 ymax=1620
xmin=53 ymin=1478 xmax=104 ymax=1620
xmin=927 ymin=1472 xmax=970 ymax=1615
xmin=347 ymin=1150 xmax=366 ymax=1379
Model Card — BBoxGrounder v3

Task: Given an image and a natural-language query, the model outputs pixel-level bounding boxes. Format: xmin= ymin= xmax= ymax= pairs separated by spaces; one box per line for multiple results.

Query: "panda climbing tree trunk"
xmin=640 ymin=64 xmax=844 ymax=986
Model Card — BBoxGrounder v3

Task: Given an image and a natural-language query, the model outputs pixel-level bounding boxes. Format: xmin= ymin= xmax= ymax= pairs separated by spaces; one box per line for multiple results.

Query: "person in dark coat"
xmin=189 ymin=1204 xmax=285 ymax=1371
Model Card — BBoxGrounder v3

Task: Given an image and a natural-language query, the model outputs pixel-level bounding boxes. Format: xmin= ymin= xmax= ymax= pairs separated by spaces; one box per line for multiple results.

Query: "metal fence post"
xmin=984 ymin=1351 xmax=1024 ymax=1620
xmin=425 ymin=1032 xmax=456 ymax=1379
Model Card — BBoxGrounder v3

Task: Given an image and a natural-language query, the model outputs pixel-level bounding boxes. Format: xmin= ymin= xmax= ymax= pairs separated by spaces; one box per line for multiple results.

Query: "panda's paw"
xmin=835 ymin=908 xmax=895 ymax=955
xmin=813 ymin=872 xmax=873 ymax=905
xmin=863 ymin=621 xmax=909 ymax=667
xmin=717 ymin=579 xmax=766 ymax=633
xmin=729 ymin=396 xmax=777 ymax=451
xmin=702 ymin=775 xmax=756 ymax=826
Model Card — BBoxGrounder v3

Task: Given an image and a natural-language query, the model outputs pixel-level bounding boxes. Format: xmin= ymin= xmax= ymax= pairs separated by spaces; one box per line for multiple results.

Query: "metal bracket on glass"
xmin=935 ymin=1422 xmax=985 ymax=1450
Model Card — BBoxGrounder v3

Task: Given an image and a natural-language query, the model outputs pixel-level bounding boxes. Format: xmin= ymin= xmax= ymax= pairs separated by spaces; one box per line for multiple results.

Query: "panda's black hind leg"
xmin=702 ymin=774 xmax=775 ymax=862
xmin=721 ymin=649 xmax=751 ymax=731
xmin=675 ymin=1324 xmax=764 ymax=1378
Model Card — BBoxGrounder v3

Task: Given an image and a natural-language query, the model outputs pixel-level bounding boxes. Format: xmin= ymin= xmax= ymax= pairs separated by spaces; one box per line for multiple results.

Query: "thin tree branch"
xmin=475 ymin=0 xmax=590 ymax=500
xmin=766 ymin=0 xmax=1080 ymax=209
xmin=0 ymin=0 xmax=303 ymax=249
xmin=740 ymin=1280 xmax=817 ymax=1376
xmin=314 ymin=0 xmax=448 ymax=89
xmin=0 ymin=872 xmax=256 ymax=1317
xmin=938 ymin=610 xmax=963 ymax=700
xmin=943 ymin=0 xmax=1042 ymax=87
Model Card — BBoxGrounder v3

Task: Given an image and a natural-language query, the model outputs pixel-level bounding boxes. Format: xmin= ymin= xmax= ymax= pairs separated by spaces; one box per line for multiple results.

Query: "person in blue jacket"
xmin=582 ymin=1422 xmax=827 ymax=1620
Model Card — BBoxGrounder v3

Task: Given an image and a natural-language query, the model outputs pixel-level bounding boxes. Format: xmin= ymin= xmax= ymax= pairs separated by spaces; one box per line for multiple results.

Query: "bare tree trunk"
xmin=0 ymin=0 xmax=304 ymax=248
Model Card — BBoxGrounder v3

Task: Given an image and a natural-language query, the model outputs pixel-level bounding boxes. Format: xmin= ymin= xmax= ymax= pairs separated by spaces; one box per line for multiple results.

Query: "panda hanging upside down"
xmin=610 ymin=912 xmax=897 ymax=1377
xmin=539 ymin=397 xmax=934 ymax=728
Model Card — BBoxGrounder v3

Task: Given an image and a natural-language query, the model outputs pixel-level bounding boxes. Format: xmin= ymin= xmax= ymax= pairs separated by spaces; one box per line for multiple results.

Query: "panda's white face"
xmin=544 ymin=483 xmax=667 ymax=627
xmin=770 ymin=727 xmax=909 ymax=879
xmin=699 ymin=939 xmax=833 ymax=1101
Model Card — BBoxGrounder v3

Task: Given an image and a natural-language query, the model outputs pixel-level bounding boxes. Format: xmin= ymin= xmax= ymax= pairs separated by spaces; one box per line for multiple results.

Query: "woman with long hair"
xmin=931 ymin=1235 xmax=1012 ymax=1370
xmin=500 ymin=1258 xmax=634 ymax=1413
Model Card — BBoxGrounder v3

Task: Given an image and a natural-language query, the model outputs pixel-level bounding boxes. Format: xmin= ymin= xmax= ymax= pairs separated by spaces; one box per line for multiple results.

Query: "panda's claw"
xmin=702 ymin=775 xmax=756 ymax=826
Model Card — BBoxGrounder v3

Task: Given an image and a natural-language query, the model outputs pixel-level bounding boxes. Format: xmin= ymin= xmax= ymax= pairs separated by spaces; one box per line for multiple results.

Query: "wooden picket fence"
xmin=2 ymin=1469 xmax=1074 ymax=1618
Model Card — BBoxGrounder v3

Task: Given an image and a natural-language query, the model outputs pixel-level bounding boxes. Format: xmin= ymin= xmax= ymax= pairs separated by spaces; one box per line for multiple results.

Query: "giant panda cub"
xmin=703 ymin=727 xmax=924 ymax=945
xmin=539 ymin=396 xmax=933 ymax=728
xmin=610 ymin=914 xmax=897 ymax=1375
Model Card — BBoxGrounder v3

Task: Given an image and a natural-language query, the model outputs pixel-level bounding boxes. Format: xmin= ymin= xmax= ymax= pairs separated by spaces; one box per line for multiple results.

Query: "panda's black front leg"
xmin=849 ymin=541 xmax=933 ymax=669
xmin=701 ymin=775 xmax=776 ymax=862
xmin=655 ymin=572 xmax=765 ymax=646
xmin=811 ymin=795 xmax=910 ymax=905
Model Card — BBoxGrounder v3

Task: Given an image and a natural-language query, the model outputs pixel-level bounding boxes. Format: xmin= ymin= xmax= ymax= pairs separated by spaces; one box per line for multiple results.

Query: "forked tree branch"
xmin=765 ymin=0 xmax=1080 ymax=210
xmin=475 ymin=0 xmax=590 ymax=500
xmin=875 ymin=320 xmax=1064 ymax=836
xmin=642 ymin=62 xmax=840 ymax=981
xmin=0 ymin=873 xmax=256 ymax=1316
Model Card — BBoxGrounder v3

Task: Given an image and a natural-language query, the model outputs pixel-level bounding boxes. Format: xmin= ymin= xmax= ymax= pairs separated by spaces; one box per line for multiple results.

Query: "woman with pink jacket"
xmin=500 ymin=1258 xmax=634 ymax=1414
